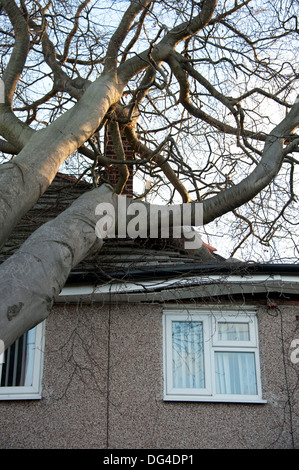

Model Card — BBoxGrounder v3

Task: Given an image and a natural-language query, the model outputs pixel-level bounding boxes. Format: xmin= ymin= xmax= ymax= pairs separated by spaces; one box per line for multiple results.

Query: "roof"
xmin=1 ymin=173 xmax=298 ymax=302
xmin=59 ymin=269 xmax=299 ymax=303
xmin=0 ymin=172 xmax=224 ymax=272
xmin=0 ymin=172 xmax=91 ymax=263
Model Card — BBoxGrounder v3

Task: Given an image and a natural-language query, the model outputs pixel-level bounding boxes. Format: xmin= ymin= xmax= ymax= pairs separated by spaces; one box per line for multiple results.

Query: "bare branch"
xmin=0 ymin=106 xmax=35 ymax=151
xmin=1 ymin=0 xmax=30 ymax=105
xmin=124 ymin=125 xmax=192 ymax=203
xmin=59 ymin=0 xmax=92 ymax=65
xmin=108 ymin=121 xmax=130 ymax=194
xmin=161 ymin=0 xmax=218 ymax=47
xmin=167 ymin=52 xmax=267 ymax=142
xmin=104 ymin=0 xmax=153 ymax=74
xmin=0 ymin=139 xmax=17 ymax=155
xmin=200 ymin=97 xmax=299 ymax=224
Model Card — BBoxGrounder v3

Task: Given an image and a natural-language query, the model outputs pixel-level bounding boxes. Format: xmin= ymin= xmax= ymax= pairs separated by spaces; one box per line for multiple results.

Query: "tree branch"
xmin=0 ymin=72 xmax=123 ymax=248
xmin=104 ymin=0 xmax=153 ymax=74
xmin=200 ymin=96 xmax=299 ymax=224
xmin=117 ymin=0 xmax=218 ymax=84
xmin=1 ymin=0 xmax=29 ymax=106
xmin=59 ymin=0 xmax=92 ymax=65
xmin=0 ymin=105 xmax=35 ymax=151
xmin=161 ymin=0 xmax=218 ymax=48
xmin=0 ymin=183 xmax=115 ymax=349
xmin=124 ymin=125 xmax=192 ymax=203
xmin=0 ymin=138 xmax=18 ymax=155
xmin=109 ymin=121 xmax=130 ymax=194
xmin=167 ymin=52 xmax=267 ymax=142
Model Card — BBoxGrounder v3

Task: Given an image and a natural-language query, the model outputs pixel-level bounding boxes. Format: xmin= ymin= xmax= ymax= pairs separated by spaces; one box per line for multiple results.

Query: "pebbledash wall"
xmin=0 ymin=297 xmax=298 ymax=449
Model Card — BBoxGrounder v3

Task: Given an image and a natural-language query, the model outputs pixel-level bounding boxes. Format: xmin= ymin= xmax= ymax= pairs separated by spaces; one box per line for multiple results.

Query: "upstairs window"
xmin=0 ymin=323 xmax=45 ymax=400
xmin=163 ymin=309 xmax=265 ymax=403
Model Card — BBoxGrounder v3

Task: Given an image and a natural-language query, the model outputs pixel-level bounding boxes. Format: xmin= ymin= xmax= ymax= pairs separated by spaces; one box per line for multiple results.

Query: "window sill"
xmin=0 ymin=386 xmax=42 ymax=400
xmin=164 ymin=395 xmax=267 ymax=404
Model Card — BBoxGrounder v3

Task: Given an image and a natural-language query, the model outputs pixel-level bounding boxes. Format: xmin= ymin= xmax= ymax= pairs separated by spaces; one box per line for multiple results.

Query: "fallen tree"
xmin=0 ymin=0 xmax=298 ymax=348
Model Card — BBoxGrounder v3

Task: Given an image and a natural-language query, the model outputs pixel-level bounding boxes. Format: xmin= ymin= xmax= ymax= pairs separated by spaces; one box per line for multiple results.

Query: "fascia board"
xmin=57 ymin=274 xmax=299 ymax=303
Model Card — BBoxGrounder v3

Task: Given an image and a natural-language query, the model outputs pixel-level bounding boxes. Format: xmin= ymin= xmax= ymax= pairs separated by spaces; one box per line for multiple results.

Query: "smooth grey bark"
xmin=0 ymin=72 xmax=123 ymax=249
xmin=0 ymin=105 xmax=34 ymax=151
xmin=0 ymin=184 xmax=114 ymax=349
xmin=0 ymin=0 xmax=298 ymax=349
xmin=0 ymin=0 xmax=219 ymax=251
xmin=1 ymin=96 xmax=298 ymax=349
xmin=0 ymin=183 xmax=203 ymax=350
xmin=1 ymin=0 xmax=30 ymax=105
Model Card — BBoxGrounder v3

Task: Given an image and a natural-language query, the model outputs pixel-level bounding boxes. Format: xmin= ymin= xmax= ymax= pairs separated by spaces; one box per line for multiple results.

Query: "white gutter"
xmin=57 ymin=273 xmax=299 ymax=303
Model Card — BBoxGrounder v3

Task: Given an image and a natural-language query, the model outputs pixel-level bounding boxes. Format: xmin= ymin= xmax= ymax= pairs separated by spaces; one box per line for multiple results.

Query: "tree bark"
xmin=0 ymin=73 xmax=122 ymax=249
xmin=0 ymin=184 xmax=115 ymax=349
xmin=0 ymin=0 xmax=298 ymax=350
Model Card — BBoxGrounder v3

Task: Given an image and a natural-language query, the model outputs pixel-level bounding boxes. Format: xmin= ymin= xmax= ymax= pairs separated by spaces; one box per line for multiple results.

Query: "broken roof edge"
xmin=58 ymin=268 xmax=299 ymax=304
xmin=65 ymin=261 xmax=299 ymax=286
xmin=55 ymin=171 xmax=91 ymax=185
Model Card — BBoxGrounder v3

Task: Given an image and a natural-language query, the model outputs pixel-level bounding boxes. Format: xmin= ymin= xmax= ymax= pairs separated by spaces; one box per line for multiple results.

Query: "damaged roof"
xmin=1 ymin=173 xmax=298 ymax=291
xmin=0 ymin=173 xmax=226 ymax=277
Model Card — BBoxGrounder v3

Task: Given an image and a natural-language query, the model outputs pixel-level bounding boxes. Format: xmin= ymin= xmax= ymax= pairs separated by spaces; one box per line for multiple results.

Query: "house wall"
xmin=0 ymin=299 xmax=298 ymax=449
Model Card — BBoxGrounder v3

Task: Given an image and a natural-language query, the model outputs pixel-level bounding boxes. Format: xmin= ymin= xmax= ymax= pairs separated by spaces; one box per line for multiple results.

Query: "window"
xmin=163 ymin=308 xmax=265 ymax=403
xmin=0 ymin=322 xmax=45 ymax=400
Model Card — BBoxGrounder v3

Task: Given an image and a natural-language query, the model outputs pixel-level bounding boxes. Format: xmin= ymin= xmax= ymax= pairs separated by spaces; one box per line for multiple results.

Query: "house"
xmin=0 ymin=166 xmax=298 ymax=449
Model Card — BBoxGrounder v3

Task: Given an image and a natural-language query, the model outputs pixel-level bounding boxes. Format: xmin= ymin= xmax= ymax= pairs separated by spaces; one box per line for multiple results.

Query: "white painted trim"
xmin=58 ymin=274 xmax=299 ymax=303
xmin=162 ymin=308 xmax=266 ymax=404
xmin=0 ymin=322 xmax=45 ymax=400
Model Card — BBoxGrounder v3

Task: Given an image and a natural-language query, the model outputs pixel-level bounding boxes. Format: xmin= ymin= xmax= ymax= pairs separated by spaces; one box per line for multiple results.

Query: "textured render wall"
xmin=0 ymin=300 xmax=298 ymax=449
xmin=0 ymin=303 xmax=110 ymax=449
xmin=105 ymin=301 xmax=299 ymax=449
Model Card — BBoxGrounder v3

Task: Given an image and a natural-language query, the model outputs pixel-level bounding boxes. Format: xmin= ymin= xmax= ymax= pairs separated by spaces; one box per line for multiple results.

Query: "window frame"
xmin=163 ymin=308 xmax=266 ymax=404
xmin=0 ymin=322 xmax=45 ymax=400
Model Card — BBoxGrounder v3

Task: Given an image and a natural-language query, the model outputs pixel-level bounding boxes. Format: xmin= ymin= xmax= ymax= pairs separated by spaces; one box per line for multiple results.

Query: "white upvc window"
xmin=0 ymin=322 xmax=45 ymax=400
xmin=163 ymin=308 xmax=265 ymax=403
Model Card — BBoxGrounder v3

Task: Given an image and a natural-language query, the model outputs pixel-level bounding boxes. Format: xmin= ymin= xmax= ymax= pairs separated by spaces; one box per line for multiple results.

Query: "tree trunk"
xmin=0 ymin=184 xmax=115 ymax=349
xmin=0 ymin=73 xmax=122 ymax=249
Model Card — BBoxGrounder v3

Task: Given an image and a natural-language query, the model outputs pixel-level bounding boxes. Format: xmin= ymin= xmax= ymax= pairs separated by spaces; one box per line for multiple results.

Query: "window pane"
xmin=218 ymin=322 xmax=250 ymax=341
xmin=172 ymin=321 xmax=205 ymax=389
xmin=0 ymin=328 xmax=36 ymax=387
xmin=215 ymin=351 xmax=257 ymax=395
xmin=24 ymin=328 xmax=37 ymax=386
